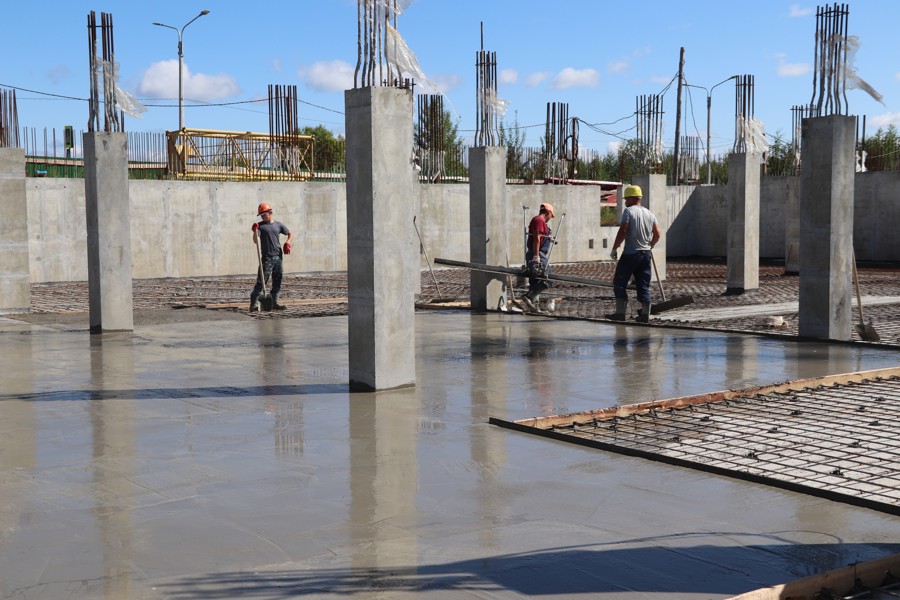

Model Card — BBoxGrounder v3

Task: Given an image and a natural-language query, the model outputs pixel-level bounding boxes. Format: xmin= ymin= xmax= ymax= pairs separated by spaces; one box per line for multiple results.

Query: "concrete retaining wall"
xmin=21 ymin=172 xmax=900 ymax=283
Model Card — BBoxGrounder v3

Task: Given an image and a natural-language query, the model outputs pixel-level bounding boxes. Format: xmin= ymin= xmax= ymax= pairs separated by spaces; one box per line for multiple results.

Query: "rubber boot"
xmin=249 ymin=296 xmax=260 ymax=312
xmin=272 ymin=294 xmax=287 ymax=310
xmin=636 ymin=301 xmax=651 ymax=323
xmin=522 ymin=293 xmax=540 ymax=314
xmin=606 ymin=298 xmax=627 ymax=321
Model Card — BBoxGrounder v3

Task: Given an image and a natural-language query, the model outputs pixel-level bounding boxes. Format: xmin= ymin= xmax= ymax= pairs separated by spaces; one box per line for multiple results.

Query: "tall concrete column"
xmin=632 ymin=173 xmax=667 ymax=280
xmin=469 ymin=146 xmax=508 ymax=311
xmin=798 ymin=115 xmax=855 ymax=340
xmin=345 ymin=87 xmax=417 ymax=391
xmin=84 ymin=132 xmax=133 ymax=333
xmin=784 ymin=177 xmax=801 ymax=274
xmin=0 ymin=148 xmax=29 ymax=313
xmin=726 ymin=152 xmax=761 ymax=292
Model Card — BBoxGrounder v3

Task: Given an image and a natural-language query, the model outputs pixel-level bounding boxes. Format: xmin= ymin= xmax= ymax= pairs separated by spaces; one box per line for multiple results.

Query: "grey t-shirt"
xmin=258 ymin=221 xmax=290 ymax=258
xmin=621 ymin=205 xmax=657 ymax=254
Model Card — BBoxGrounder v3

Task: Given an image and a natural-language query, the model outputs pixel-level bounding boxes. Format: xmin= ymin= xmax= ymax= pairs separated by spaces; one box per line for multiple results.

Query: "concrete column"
xmin=632 ymin=173 xmax=667 ymax=280
xmin=798 ymin=115 xmax=855 ymax=340
xmin=726 ymin=152 xmax=761 ymax=292
xmin=83 ymin=132 xmax=133 ymax=332
xmin=784 ymin=176 xmax=801 ymax=274
xmin=469 ymin=146 xmax=508 ymax=311
xmin=0 ymin=148 xmax=29 ymax=313
xmin=345 ymin=87 xmax=416 ymax=391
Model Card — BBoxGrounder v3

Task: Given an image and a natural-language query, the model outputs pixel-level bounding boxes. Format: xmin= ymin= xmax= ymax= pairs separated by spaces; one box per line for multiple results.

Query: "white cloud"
xmin=870 ymin=112 xmax=900 ymax=129
xmin=138 ymin=59 xmax=239 ymax=101
xmin=299 ymin=60 xmax=355 ymax=93
xmin=551 ymin=67 xmax=599 ymax=90
xmin=271 ymin=57 xmax=283 ymax=73
xmin=499 ymin=69 xmax=518 ymax=85
xmin=789 ymin=4 xmax=813 ymax=17
xmin=607 ymin=141 xmax=621 ymax=154
xmin=649 ymin=74 xmax=671 ymax=86
xmin=777 ymin=59 xmax=810 ymax=77
xmin=430 ymin=74 xmax=461 ymax=94
xmin=525 ymin=72 xmax=550 ymax=87
xmin=607 ymin=60 xmax=629 ymax=75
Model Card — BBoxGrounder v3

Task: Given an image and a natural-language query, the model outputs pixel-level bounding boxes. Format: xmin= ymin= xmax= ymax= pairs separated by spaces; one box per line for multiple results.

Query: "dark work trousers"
xmin=613 ymin=250 xmax=652 ymax=303
xmin=251 ymin=255 xmax=284 ymax=299
xmin=525 ymin=250 xmax=552 ymax=299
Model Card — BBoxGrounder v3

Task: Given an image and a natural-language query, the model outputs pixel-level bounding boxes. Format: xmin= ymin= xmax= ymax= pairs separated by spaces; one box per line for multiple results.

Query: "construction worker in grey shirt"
xmin=607 ymin=185 xmax=661 ymax=322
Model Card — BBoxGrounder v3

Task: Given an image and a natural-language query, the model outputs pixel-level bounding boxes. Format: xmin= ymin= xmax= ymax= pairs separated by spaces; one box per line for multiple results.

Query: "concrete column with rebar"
xmin=632 ymin=174 xmax=667 ymax=280
xmin=0 ymin=148 xmax=29 ymax=313
xmin=469 ymin=146 xmax=508 ymax=311
xmin=798 ymin=115 xmax=855 ymax=340
xmin=726 ymin=152 xmax=761 ymax=292
xmin=84 ymin=132 xmax=134 ymax=332
xmin=345 ymin=87 xmax=417 ymax=391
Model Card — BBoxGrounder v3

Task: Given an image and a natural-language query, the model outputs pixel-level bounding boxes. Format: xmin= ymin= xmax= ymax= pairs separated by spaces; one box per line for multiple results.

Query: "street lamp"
xmin=153 ymin=10 xmax=210 ymax=131
xmin=685 ymin=75 xmax=737 ymax=184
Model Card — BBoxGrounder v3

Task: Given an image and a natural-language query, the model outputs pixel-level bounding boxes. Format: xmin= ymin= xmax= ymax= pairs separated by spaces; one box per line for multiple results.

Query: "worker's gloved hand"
xmin=283 ymin=242 xmax=291 ymax=255
xmin=530 ymin=258 xmax=544 ymax=276
xmin=610 ymin=248 xmax=618 ymax=260
xmin=251 ymin=222 xmax=259 ymax=232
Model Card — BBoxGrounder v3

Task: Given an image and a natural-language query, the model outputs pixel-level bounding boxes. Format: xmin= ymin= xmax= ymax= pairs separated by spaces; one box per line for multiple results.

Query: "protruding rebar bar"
xmin=809 ymin=3 xmax=851 ymax=116
xmin=634 ymin=94 xmax=664 ymax=173
xmin=86 ymin=10 xmax=122 ymax=133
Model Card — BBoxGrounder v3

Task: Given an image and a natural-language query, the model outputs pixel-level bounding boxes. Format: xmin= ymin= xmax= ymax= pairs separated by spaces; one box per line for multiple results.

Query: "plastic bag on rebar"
xmin=485 ymin=88 xmax=510 ymax=118
xmin=99 ymin=59 xmax=147 ymax=118
xmin=385 ymin=23 xmax=434 ymax=91
xmin=737 ymin=117 xmax=768 ymax=155
xmin=844 ymin=35 xmax=884 ymax=105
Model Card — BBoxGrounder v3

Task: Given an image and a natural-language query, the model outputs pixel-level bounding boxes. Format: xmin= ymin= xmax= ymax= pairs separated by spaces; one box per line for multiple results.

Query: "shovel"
xmin=254 ymin=234 xmax=273 ymax=311
xmin=647 ymin=251 xmax=694 ymax=314
xmin=852 ymin=250 xmax=880 ymax=342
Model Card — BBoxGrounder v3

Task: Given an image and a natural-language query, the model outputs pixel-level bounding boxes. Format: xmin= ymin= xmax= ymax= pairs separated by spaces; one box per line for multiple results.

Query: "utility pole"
xmin=672 ymin=47 xmax=685 ymax=184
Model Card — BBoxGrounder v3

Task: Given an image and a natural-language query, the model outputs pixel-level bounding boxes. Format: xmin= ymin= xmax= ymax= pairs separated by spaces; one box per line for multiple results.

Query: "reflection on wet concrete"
xmin=1 ymin=313 xmax=899 ymax=599
xmin=349 ymin=389 xmax=419 ymax=576
xmin=89 ymin=335 xmax=137 ymax=599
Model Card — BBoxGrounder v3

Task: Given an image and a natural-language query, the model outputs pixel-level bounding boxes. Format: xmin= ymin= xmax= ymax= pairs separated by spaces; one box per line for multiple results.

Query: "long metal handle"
xmin=544 ymin=212 xmax=566 ymax=266
xmin=852 ymin=248 xmax=865 ymax=325
xmin=650 ymin=250 xmax=666 ymax=302
xmin=413 ymin=216 xmax=443 ymax=297
xmin=255 ymin=234 xmax=268 ymax=295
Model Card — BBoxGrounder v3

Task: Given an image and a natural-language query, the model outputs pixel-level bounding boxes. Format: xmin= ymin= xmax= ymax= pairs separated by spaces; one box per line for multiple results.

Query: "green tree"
xmin=299 ymin=125 xmax=345 ymax=175
xmin=764 ymin=130 xmax=795 ymax=177
xmin=415 ymin=107 xmax=466 ymax=181
xmin=499 ymin=111 xmax=527 ymax=181
xmin=864 ymin=125 xmax=900 ymax=172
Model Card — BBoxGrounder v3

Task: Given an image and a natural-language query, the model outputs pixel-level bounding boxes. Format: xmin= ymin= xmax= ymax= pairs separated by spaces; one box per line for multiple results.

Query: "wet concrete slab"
xmin=2 ymin=312 xmax=900 ymax=599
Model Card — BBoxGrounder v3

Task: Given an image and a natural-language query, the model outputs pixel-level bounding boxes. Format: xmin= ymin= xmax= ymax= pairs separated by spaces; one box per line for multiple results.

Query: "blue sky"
xmin=4 ymin=0 xmax=899 ymax=155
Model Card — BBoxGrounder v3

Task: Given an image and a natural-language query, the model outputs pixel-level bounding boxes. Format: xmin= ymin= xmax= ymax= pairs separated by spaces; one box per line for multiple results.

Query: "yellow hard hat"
xmin=623 ymin=185 xmax=642 ymax=198
xmin=540 ymin=203 xmax=555 ymax=218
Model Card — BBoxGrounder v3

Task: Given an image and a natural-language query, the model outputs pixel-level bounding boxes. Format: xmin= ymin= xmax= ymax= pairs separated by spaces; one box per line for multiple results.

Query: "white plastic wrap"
xmin=844 ymin=35 xmax=884 ymax=105
xmin=737 ymin=117 xmax=769 ymax=155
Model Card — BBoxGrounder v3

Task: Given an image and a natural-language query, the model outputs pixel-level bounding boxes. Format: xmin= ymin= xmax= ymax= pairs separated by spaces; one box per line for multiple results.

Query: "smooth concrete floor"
xmin=2 ymin=311 xmax=900 ymax=599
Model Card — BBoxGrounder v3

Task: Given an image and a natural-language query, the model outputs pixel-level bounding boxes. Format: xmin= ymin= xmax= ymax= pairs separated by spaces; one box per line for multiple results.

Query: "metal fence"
xmin=18 ymin=126 xmax=899 ymax=182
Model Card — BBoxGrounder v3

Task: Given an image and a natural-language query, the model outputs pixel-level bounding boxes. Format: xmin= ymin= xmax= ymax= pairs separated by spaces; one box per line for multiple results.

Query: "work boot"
xmin=605 ymin=298 xmax=627 ymax=321
xmin=636 ymin=301 xmax=652 ymax=323
xmin=521 ymin=294 xmax=538 ymax=313
xmin=272 ymin=295 xmax=287 ymax=310
xmin=249 ymin=297 xmax=260 ymax=312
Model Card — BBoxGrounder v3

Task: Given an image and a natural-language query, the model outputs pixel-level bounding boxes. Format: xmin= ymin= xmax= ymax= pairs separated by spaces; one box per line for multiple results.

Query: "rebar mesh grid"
xmin=492 ymin=368 xmax=900 ymax=516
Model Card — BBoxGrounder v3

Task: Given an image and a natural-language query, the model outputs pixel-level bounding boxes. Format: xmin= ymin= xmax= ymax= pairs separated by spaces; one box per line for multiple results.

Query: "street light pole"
xmin=706 ymin=75 xmax=738 ymax=184
xmin=153 ymin=10 xmax=210 ymax=131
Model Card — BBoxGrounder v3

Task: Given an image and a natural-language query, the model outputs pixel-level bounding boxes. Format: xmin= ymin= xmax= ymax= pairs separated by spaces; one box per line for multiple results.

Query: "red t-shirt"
xmin=528 ymin=216 xmax=549 ymax=254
